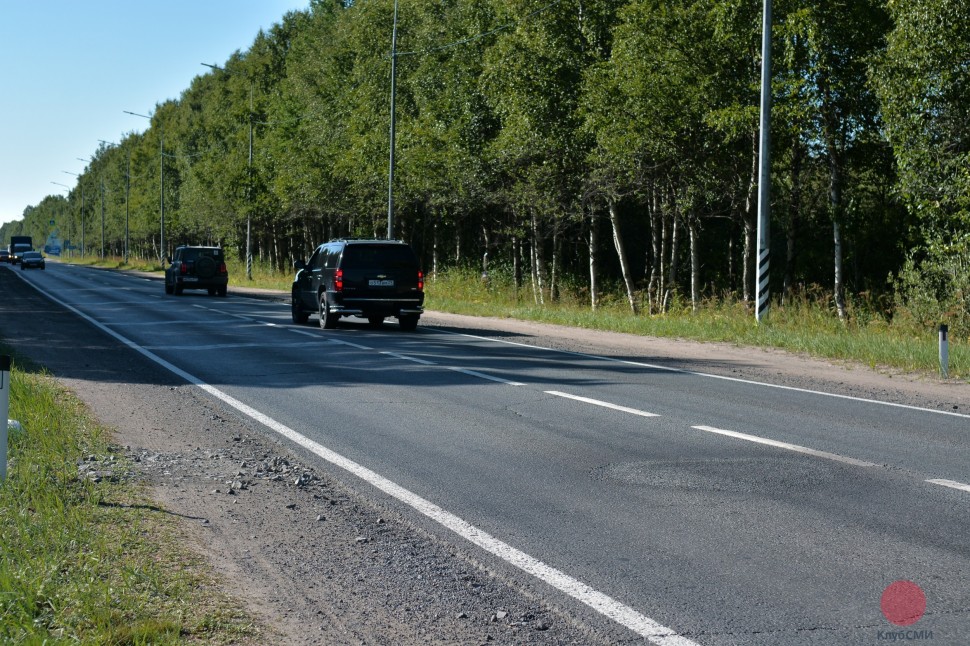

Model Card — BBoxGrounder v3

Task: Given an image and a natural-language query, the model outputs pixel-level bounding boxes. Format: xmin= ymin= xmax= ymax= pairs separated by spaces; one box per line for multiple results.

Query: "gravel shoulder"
xmin=2 ymin=268 xmax=966 ymax=644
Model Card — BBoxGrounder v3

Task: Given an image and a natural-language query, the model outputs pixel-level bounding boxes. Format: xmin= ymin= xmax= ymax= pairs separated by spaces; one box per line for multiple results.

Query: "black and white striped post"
xmin=756 ymin=0 xmax=772 ymax=323
xmin=1 ymin=355 xmax=9 ymax=481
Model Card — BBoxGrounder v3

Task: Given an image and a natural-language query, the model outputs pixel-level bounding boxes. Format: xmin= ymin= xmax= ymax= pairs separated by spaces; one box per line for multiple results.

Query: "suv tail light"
xmin=218 ymin=262 xmax=227 ymax=275
xmin=334 ymin=268 xmax=344 ymax=292
xmin=180 ymin=263 xmax=187 ymax=275
xmin=417 ymin=270 xmax=424 ymax=291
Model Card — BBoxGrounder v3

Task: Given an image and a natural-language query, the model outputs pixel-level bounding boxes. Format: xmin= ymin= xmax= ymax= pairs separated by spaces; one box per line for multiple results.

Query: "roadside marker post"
xmin=1 ymin=355 xmax=9 ymax=481
xmin=939 ymin=324 xmax=949 ymax=379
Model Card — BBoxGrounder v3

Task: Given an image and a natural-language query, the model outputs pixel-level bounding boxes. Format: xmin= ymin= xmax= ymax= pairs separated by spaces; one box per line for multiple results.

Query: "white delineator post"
xmin=1 ymin=355 xmax=9 ymax=481
xmin=939 ymin=324 xmax=949 ymax=379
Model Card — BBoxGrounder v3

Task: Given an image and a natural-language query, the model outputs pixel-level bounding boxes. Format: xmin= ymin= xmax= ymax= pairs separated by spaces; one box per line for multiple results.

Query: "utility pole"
xmin=202 ymin=62 xmax=255 ymax=278
xmin=124 ymin=111 xmax=165 ymax=262
xmin=756 ymin=0 xmax=772 ymax=323
xmin=387 ymin=0 xmax=399 ymax=240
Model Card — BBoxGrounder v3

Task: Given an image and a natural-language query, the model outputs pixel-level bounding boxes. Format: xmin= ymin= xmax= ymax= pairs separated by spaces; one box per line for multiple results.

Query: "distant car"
xmin=164 ymin=246 xmax=228 ymax=296
xmin=292 ymin=239 xmax=424 ymax=330
xmin=0 ymin=249 xmax=9 ymax=263
xmin=20 ymin=251 xmax=45 ymax=270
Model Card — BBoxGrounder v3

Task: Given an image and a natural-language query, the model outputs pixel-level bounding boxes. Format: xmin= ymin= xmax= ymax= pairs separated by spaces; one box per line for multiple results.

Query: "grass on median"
xmin=0 ymin=352 xmax=260 ymax=645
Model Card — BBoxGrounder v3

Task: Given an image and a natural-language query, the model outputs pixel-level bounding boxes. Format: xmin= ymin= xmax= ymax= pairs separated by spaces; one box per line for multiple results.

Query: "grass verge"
xmin=0 ymin=350 xmax=260 ymax=645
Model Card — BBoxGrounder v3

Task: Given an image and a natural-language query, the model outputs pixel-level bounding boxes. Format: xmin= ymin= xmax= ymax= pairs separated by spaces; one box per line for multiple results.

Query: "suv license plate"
xmin=368 ymin=279 xmax=394 ymax=287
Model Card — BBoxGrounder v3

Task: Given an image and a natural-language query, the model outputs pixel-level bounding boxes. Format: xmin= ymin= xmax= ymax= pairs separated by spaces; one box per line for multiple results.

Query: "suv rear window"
xmin=341 ymin=245 xmax=417 ymax=270
xmin=181 ymin=248 xmax=224 ymax=262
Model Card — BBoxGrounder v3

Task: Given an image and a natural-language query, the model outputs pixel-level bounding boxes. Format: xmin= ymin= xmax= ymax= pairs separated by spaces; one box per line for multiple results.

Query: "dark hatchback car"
xmin=20 ymin=251 xmax=45 ymax=270
xmin=0 ymin=249 xmax=10 ymax=263
xmin=165 ymin=246 xmax=228 ymax=296
xmin=292 ymin=239 xmax=424 ymax=330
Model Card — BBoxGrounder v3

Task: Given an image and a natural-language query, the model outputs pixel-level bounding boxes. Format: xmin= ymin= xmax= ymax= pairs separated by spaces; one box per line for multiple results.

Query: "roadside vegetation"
xmin=0 ymin=348 xmax=260 ymax=644
xmin=60 ymin=254 xmax=966 ymax=380
xmin=6 ymin=1 xmax=968 ymax=362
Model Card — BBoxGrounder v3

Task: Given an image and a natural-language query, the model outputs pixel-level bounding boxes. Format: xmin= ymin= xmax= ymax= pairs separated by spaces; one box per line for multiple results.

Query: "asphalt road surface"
xmin=5 ymin=261 xmax=969 ymax=645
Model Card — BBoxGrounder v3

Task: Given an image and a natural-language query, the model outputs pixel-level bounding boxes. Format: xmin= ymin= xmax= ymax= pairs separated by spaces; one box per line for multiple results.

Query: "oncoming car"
xmin=164 ymin=246 xmax=228 ymax=296
xmin=20 ymin=251 xmax=45 ymax=270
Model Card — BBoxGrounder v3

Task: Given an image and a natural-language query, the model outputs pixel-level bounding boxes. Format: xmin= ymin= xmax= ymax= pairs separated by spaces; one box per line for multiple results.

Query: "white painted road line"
xmin=692 ymin=425 xmax=879 ymax=468
xmin=381 ymin=351 xmax=437 ymax=365
xmin=546 ymin=391 xmax=660 ymax=418
xmin=441 ymin=330 xmax=970 ymax=420
xmin=926 ymin=479 xmax=970 ymax=493
xmin=447 ymin=366 xmax=525 ymax=386
xmin=28 ymin=279 xmax=699 ymax=646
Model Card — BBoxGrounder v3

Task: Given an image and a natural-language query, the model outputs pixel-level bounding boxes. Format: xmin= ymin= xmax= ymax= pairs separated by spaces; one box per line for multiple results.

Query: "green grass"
xmin=59 ymin=255 xmax=967 ymax=380
xmin=0 ymin=351 xmax=260 ymax=644
xmin=427 ymin=267 xmax=968 ymax=380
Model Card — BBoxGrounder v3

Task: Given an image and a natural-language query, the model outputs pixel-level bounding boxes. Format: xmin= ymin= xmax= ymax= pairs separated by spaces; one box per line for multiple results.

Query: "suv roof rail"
xmin=326 ymin=238 xmax=405 ymax=244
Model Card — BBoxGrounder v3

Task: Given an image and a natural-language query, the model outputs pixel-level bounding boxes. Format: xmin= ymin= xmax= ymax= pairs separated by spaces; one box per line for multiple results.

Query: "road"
xmin=8 ymin=261 xmax=970 ymax=644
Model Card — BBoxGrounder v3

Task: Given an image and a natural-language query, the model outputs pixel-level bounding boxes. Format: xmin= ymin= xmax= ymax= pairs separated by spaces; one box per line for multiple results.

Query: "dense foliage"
xmin=3 ymin=0 xmax=966 ymax=332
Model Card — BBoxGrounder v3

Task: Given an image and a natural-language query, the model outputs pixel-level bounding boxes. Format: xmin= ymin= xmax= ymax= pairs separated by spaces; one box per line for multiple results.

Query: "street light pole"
xmin=387 ymin=0 xmax=399 ymax=241
xmin=99 ymin=139 xmax=130 ymax=262
xmin=756 ymin=0 xmax=772 ymax=323
xmin=62 ymin=171 xmax=84 ymax=257
xmin=202 ymin=62 xmax=254 ymax=280
xmin=124 ymin=110 xmax=164 ymax=262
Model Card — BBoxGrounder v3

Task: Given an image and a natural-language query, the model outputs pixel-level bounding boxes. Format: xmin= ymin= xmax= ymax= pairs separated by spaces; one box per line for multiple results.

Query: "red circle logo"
xmin=880 ymin=580 xmax=926 ymax=626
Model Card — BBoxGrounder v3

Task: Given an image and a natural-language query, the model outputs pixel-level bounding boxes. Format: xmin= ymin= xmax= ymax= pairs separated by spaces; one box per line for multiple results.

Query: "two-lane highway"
xmin=15 ymin=262 xmax=970 ymax=644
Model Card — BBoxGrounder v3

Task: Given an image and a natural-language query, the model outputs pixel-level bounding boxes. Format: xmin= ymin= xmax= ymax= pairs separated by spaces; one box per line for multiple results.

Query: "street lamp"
xmin=100 ymin=139 xmax=131 ymax=263
xmin=201 ymin=62 xmax=254 ymax=280
xmin=387 ymin=0 xmax=399 ymax=240
xmin=124 ymin=110 xmax=165 ymax=262
xmin=51 ymin=182 xmax=70 ymax=253
xmin=62 ymin=171 xmax=85 ymax=256
xmin=78 ymin=155 xmax=105 ymax=259
xmin=756 ymin=0 xmax=772 ymax=322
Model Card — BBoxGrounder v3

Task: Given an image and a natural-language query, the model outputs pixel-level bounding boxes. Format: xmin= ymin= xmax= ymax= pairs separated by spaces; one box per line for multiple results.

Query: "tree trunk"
xmin=551 ymin=215 xmax=560 ymax=302
xmin=589 ymin=209 xmax=599 ymax=311
xmin=688 ymin=216 xmax=700 ymax=313
xmin=833 ymin=218 xmax=846 ymax=321
xmin=648 ymin=187 xmax=661 ymax=314
xmin=663 ymin=204 xmax=680 ymax=312
xmin=742 ymin=130 xmax=759 ymax=305
xmin=531 ymin=210 xmax=545 ymax=305
xmin=608 ymin=198 xmax=639 ymax=315
xmin=432 ymin=220 xmax=439 ymax=282
xmin=784 ymin=136 xmax=803 ymax=303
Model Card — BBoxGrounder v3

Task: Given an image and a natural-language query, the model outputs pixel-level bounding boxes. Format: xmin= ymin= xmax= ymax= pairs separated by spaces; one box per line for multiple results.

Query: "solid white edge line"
xmin=546 ymin=391 xmax=659 ymax=418
xmin=692 ymin=425 xmax=878 ymax=468
xmin=447 ymin=366 xmax=525 ymax=386
xmin=20 ymin=274 xmax=698 ymax=645
xmin=926 ymin=479 xmax=970 ymax=493
xmin=437 ymin=329 xmax=970 ymax=420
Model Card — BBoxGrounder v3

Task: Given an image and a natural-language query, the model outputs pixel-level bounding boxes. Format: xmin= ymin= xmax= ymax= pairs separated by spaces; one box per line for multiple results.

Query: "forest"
xmin=3 ymin=0 xmax=968 ymax=334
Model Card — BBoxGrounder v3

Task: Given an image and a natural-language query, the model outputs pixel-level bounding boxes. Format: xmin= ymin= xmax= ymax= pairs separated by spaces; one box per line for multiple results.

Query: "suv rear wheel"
xmin=319 ymin=294 xmax=338 ymax=329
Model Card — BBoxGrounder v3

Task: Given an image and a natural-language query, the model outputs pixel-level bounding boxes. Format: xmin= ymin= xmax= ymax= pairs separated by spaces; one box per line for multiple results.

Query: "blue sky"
xmin=0 ymin=0 xmax=309 ymax=226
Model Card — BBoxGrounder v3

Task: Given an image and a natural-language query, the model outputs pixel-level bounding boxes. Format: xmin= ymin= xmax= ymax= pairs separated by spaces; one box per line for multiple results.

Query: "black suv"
xmin=292 ymin=239 xmax=424 ymax=330
xmin=165 ymin=246 xmax=229 ymax=296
